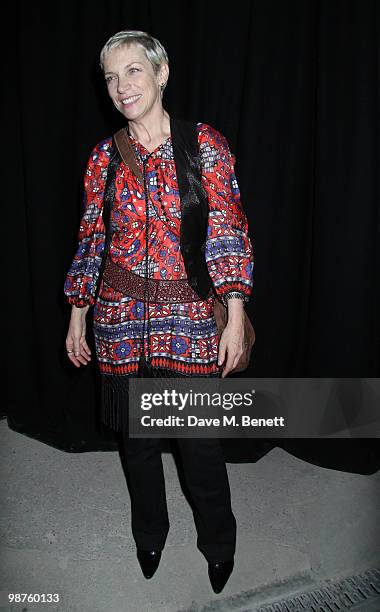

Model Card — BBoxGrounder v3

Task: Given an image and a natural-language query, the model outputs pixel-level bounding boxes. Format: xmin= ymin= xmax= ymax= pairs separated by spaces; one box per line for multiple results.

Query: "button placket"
xmin=155 ymin=162 xmax=162 ymax=199
xmin=155 ymin=160 xmax=168 ymax=224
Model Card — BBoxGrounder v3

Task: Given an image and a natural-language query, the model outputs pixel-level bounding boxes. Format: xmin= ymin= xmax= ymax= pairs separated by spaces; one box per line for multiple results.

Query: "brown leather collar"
xmin=114 ymin=128 xmax=143 ymax=183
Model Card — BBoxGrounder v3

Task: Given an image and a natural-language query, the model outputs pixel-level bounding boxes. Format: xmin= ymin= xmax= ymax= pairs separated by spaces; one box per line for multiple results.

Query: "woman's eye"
xmin=129 ymin=68 xmax=140 ymax=74
xmin=105 ymin=76 xmax=115 ymax=83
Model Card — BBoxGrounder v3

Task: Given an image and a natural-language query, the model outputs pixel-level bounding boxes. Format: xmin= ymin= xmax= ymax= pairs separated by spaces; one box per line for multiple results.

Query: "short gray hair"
xmin=100 ymin=30 xmax=169 ymax=93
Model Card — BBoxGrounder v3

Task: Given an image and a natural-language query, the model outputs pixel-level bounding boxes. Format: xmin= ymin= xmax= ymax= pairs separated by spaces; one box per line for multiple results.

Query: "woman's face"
xmin=103 ymin=43 xmax=168 ymax=121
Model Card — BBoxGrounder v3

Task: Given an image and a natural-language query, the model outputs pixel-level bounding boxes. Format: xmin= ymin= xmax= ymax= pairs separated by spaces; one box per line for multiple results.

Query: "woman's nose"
xmin=117 ymin=77 xmax=130 ymax=94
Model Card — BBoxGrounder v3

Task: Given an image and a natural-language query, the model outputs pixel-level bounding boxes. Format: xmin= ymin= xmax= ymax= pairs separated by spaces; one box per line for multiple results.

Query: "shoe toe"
xmin=208 ymin=558 xmax=234 ymax=593
xmin=136 ymin=549 xmax=162 ymax=579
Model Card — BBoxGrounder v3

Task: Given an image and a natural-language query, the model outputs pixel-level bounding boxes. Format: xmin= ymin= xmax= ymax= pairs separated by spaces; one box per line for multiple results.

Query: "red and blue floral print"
xmin=64 ymin=123 xmax=254 ymax=375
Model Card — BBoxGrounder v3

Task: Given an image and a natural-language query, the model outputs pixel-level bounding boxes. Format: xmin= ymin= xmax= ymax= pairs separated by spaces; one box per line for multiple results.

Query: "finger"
xmin=81 ymin=351 xmax=91 ymax=362
xmin=77 ymin=354 xmax=89 ymax=365
xmin=221 ymin=353 xmax=234 ymax=378
xmin=231 ymin=350 xmax=243 ymax=371
xmin=73 ymin=351 xmax=88 ymax=366
xmin=66 ymin=340 xmax=74 ymax=352
xmin=66 ymin=339 xmax=80 ymax=366
xmin=67 ymin=353 xmax=82 ymax=368
xmin=81 ymin=345 xmax=91 ymax=361
xmin=78 ymin=339 xmax=91 ymax=361
xmin=224 ymin=346 xmax=240 ymax=377
xmin=81 ymin=338 xmax=91 ymax=356
xmin=221 ymin=362 xmax=233 ymax=378
xmin=67 ymin=339 xmax=90 ymax=366
xmin=73 ymin=336 xmax=82 ymax=359
xmin=218 ymin=342 xmax=226 ymax=367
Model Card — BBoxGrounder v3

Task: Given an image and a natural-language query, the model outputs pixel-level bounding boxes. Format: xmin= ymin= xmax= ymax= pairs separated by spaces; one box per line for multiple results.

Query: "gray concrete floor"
xmin=0 ymin=420 xmax=379 ymax=612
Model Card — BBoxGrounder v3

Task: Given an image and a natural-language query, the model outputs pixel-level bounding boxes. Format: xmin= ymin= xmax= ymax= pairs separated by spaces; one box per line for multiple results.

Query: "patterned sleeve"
xmin=63 ymin=138 xmax=112 ymax=308
xmin=198 ymin=123 xmax=254 ymax=306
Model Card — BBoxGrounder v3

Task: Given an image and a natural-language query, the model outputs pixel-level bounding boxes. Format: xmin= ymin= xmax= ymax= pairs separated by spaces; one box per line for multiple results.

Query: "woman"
xmin=64 ymin=30 xmax=253 ymax=594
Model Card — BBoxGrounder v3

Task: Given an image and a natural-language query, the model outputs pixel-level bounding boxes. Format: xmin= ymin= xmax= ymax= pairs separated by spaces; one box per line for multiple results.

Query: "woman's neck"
xmin=128 ymin=107 xmax=170 ymax=150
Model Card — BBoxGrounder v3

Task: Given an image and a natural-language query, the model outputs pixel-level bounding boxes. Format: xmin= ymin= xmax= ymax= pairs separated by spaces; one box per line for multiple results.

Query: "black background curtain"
xmin=7 ymin=0 xmax=380 ymax=473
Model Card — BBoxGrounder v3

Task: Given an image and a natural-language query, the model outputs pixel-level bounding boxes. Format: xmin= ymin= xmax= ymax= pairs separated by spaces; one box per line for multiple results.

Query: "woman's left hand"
xmin=218 ymin=304 xmax=245 ymax=378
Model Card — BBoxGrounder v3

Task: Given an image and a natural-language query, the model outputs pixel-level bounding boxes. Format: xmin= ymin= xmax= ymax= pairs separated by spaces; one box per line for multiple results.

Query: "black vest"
xmin=97 ymin=118 xmax=213 ymax=301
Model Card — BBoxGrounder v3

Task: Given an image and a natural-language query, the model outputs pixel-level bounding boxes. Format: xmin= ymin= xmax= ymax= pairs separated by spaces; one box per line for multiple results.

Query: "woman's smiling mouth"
xmin=120 ymin=94 xmax=142 ymax=106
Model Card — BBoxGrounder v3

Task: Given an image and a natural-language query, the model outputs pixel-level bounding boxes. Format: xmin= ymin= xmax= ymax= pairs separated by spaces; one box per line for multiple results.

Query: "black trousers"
xmin=121 ymin=431 xmax=237 ymax=562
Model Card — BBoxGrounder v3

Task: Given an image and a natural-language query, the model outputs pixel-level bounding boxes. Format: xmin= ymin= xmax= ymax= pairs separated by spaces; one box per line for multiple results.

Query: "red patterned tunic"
xmin=64 ymin=122 xmax=254 ymax=376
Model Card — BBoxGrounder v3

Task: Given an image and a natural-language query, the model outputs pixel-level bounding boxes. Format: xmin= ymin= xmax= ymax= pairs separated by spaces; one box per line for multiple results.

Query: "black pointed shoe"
xmin=208 ymin=558 xmax=234 ymax=593
xmin=136 ymin=549 xmax=162 ymax=579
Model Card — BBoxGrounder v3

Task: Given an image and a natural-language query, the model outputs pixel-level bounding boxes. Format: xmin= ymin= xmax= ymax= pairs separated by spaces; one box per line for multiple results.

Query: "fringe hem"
xmin=100 ymin=373 xmax=130 ymax=433
xmin=100 ymin=367 xmax=221 ymax=433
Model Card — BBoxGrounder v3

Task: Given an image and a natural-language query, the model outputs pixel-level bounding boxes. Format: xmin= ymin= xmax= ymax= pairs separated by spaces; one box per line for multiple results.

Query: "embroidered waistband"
xmin=102 ymin=256 xmax=211 ymax=303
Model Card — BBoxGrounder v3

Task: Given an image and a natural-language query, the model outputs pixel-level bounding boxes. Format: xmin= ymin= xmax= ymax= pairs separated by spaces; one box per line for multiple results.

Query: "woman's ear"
xmin=159 ymin=63 xmax=169 ymax=86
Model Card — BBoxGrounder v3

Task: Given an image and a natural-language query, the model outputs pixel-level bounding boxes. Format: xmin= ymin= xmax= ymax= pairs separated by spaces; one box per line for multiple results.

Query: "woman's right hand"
xmin=65 ymin=305 xmax=92 ymax=367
